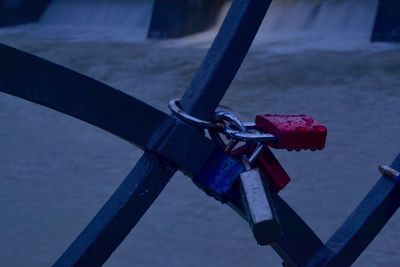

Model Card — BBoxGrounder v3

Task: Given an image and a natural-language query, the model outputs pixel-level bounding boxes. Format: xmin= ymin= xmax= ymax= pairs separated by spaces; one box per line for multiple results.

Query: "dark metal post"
xmin=148 ymin=0 xmax=226 ymax=38
xmin=0 ymin=0 xmax=51 ymax=27
xmin=371 ymin=0 xmax=400 ymax=42
xmin=181 ymin=0 xmax=273 ymax=120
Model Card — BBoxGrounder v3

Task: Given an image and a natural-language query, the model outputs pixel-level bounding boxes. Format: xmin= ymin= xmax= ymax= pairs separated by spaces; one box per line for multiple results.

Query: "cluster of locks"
xmin=169 ymin=99 xmax=328 ymax=245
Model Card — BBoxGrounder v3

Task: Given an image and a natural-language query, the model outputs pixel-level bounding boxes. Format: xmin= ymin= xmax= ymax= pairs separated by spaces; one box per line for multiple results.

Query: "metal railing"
xmin=0 ymin=0 xmax=399 ymax=266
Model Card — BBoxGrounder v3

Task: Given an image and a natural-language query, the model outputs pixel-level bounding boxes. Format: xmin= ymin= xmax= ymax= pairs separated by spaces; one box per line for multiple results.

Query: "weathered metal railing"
xmin=1 ymin=0 xmax=399 ymax=266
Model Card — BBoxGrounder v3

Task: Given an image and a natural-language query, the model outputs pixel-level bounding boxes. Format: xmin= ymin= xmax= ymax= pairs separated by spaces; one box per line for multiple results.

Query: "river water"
xmin=1 ymin=1 xmax=400 ymax=266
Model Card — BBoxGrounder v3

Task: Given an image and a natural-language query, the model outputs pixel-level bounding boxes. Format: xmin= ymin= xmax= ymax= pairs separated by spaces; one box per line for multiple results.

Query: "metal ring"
xmin=214 ymin=111 xmax=246 ymax=132
xmin=168 ymin=99 xmax=221 ymax=129
xmin=209 ymin=110 xmax=247 ymax=150
xmin=169 ymin=98 xmax=275 ymax=146
xmin=224 ymin=127 xmax=276 ymax=142
xmin=243 ymin=121 xmax=257 ymax=129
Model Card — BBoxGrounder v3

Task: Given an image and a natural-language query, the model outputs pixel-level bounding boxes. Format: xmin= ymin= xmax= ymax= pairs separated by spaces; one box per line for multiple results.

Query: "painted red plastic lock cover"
xmin=255 ymin=114 xmax=327 ymax=151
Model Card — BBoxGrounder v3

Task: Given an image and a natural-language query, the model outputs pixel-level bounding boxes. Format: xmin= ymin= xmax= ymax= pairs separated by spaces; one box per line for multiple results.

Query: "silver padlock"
xmin=240 ymin=151 xmax=281 ymax=245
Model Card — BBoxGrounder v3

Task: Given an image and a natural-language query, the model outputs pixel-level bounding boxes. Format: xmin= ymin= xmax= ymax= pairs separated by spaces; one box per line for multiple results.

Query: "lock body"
xmin=255 ymin=114 xmax=327 ymax=151
xmin=240 ymin=167 xmax=281 ymax=245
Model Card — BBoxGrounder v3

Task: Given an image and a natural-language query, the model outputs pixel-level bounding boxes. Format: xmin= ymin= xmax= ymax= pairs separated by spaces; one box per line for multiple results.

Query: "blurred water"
xmin=175 ymin=0 xmax=398 ymax=53
xmin=1 ymin=1 xmax=400 ymax=267
xmin=0 ymin=0 xmax=154 ymax=42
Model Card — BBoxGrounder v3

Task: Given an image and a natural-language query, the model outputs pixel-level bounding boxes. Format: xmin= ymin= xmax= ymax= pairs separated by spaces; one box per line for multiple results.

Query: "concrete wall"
xmin=1 ymin=0 xmax=399 ymax=43
xmin=0 ymin=0 xmax=51 ymax=27
xmin=372 ymin=0 xmax=400 ymax=42
xmin=148 ymin=0 xmax=226 ymax=38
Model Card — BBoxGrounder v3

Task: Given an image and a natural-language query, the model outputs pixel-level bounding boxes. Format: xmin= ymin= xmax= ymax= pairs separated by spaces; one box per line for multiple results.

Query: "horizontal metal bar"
xmin=0 ymin=43 xmax=170 ymax=151
xmin=180 ymin=0 xmax=273 ymax=120
xmin=306 ymin=153 xmax=400 ymax=267
xmin=53 ymin=153 xmax=176 ymax=267
xmin=0 ymin=43 xmax=221 ymax=178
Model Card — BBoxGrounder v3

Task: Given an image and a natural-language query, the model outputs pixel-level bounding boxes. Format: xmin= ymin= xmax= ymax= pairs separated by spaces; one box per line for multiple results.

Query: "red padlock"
xmin=255 ymin=114 xmax=327 ymax=151
xmin=257 ymin=147 xmax=290 ymax=193
xmin=232 ymin=145 xmax=290 ymax=193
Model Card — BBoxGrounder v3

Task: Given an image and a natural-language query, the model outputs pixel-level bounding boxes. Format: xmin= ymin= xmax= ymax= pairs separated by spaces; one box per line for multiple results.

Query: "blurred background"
xmin=0 ymin=0 xmax=400 ymax=266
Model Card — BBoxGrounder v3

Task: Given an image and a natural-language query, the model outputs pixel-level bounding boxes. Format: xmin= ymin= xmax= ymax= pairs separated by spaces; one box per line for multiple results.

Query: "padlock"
xmin=232 ymin=145 xmax=290 ymax=193
xmin=239 ymin=154 xmax=281 ymax=245
xmin=257 ymin=147 xmax=290 ymax=193
xmin=193 ymin=147 xmax=244 ymax=202
xmin=255 ymin=114 xmax=327 ymax=151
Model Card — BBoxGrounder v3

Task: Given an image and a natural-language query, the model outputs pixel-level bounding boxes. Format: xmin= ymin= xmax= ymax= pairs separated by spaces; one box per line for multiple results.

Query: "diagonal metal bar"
xmin=0 ymin=43 xmax=225 ymax=178
xmin=306 ymin=153 xmax=400 ymax=267
xmin=270 ymin=196 xmax=325 ymax=267
xmin=227 ymin=182 xmax=325 ymax=266
xmin=0 ymin=43 xmax=170 ymax=151
xmin=180 ymin=0 xmax=272 ymax=120
xmin=53 ymin=121 xmax=247 ymax=267
xmin=53 ymin=153 xmax=176 ymax=267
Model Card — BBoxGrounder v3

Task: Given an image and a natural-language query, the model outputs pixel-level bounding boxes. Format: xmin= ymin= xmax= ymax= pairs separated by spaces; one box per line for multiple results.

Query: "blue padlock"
xmin=192 ymin=147 xmax=243 ymax=202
